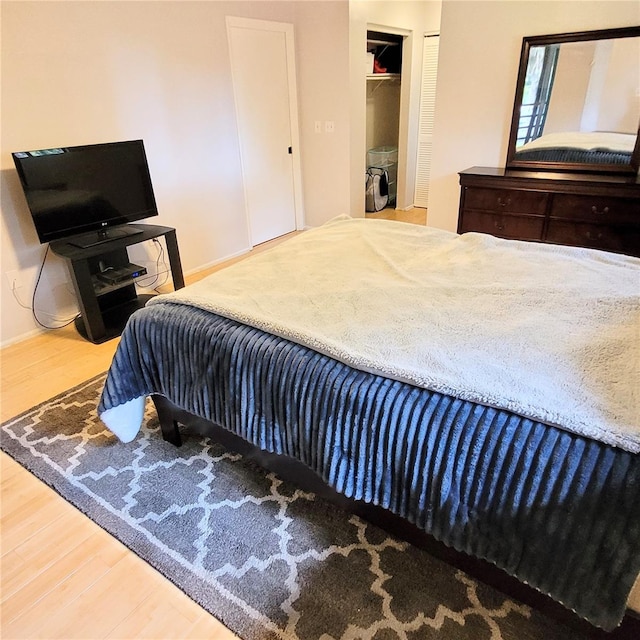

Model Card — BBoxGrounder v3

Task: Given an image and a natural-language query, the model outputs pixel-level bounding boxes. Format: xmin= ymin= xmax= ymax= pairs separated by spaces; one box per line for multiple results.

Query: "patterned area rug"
xmin=1 ymin=374 xmax=587 ymax=640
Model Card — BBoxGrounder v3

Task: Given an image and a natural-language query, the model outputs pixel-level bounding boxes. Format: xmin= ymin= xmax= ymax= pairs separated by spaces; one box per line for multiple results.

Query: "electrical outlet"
xmin=325 ymin=120 xmax=335 ymax=133
xmin=314 ymin=120 xmax=322 ymax=134
xmin=6 ymin=270 xmax=23 ymax=290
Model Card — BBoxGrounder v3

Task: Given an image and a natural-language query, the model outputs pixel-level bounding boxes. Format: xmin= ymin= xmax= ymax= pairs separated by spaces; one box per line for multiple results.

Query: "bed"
xmin=513 ymin=131 xmax=636 ymax=164
xmin=98 ymin=216 xmax=640 ymax=632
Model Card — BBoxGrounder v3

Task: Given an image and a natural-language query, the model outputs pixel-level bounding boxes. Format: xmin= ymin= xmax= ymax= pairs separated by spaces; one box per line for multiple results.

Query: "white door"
xmin=227 ymin=18 xmax=302 ymax=246
xmin=414 ymin=34 xmax=439 ymax=209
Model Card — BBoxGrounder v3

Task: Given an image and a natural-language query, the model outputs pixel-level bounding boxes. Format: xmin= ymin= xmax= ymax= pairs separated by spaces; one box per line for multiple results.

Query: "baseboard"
xmin=0 ymin=326 xmax=45 ymax=349
xmin=184 ymin=247 xmax=250 ymax=277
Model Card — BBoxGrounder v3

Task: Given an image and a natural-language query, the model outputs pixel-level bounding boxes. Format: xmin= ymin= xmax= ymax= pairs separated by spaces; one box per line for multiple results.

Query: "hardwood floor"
xmin=365 ymin=206 xmax=427 ymax=225
xmin=0 ymin=212 xmax=422 ymax=639
xmin=1 ymin=307 xmax=239 ymax=639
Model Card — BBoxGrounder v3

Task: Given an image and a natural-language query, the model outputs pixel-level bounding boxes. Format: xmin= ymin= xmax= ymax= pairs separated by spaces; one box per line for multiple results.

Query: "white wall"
xmin=597 ymin=36 xmax=640 ymax=133
xmin=1 ymin=0 xmax=351 ymax=345
xmin=427 ymin=0 xmax=640 ymax=233
xmin=545 ymin=42 xmax=595 ymax=134
xmin=349 ymin=0 xmax=442 ymax=215
xmin=294 ymin=1 xmax=351 ymax=228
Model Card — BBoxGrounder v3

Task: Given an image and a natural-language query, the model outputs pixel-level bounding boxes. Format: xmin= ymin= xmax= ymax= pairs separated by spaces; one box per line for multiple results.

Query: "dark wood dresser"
xmin=457 ymin=167 xmax=640 ymax=257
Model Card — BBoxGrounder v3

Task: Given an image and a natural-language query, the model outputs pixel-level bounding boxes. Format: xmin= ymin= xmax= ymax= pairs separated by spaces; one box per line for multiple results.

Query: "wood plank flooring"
xmin=365 ymin=206 xmax=426 ymax=225
xmin=0 ymin=212 xmax=423 ymax=639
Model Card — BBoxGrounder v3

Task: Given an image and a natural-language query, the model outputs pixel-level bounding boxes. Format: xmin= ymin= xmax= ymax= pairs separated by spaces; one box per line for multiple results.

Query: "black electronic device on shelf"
xmin=96 ymin=263 xmax=147 ymax=285
xmin=12 ymin=139 xmax=158 ymax=247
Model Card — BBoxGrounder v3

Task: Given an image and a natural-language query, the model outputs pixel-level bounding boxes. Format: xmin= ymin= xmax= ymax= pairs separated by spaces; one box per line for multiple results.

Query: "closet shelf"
xmin=366 ymin=73 xmax=400 ymax=81
xmin=367 ymin=38 xmax=400 ymax=47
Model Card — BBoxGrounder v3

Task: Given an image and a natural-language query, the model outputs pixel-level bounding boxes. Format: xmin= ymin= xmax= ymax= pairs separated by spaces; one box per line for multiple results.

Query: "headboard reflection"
xmin=506 ymin=26 xmax=640 ymax=175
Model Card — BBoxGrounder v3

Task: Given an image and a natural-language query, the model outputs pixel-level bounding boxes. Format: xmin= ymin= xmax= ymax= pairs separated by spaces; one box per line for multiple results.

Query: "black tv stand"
xmin=50 ymin=224 xmax=184 ymax=344
xmin=69 ymin=224 xmax=144 ymax=249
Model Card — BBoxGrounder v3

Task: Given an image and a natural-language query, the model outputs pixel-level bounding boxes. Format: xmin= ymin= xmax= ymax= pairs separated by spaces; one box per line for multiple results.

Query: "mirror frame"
xmin=506 ymin=26 xmax=640 ymax=175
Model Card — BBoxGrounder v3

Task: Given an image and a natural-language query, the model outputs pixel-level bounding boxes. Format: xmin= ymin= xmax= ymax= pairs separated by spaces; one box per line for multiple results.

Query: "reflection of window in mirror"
xmin=517 ymin=45 xmax=559 ymax=146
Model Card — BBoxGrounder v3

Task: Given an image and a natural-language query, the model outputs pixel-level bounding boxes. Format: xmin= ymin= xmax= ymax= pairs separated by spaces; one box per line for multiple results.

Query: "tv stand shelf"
xmin=50 ymin=224 xmax=184 ymax=344
xmin=92 ymin=274 xmax=140 ymax=297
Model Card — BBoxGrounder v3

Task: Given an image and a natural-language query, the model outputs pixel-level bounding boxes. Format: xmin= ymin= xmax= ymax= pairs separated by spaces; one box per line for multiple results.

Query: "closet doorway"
xmin=366 ymin=30 xmax=403 ymax=210
xmin=227 ymin=17 xmax=304 ymax=247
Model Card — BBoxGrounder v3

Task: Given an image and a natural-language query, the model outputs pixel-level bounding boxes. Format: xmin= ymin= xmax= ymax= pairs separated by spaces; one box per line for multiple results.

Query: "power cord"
xmin=153 ymin=238 xmax=170 ymax=291
xmin=11 ymin=237 xmax=170 ymax=331
xmin=134 ymin=238 xmax=170 ymax=291
xmin=9 ymin=245 xmax=79 ymax=329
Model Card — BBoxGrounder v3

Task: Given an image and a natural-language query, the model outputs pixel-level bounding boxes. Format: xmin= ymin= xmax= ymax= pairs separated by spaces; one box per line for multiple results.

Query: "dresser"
xmin=457 ymin=167 xmax=640 ymax=257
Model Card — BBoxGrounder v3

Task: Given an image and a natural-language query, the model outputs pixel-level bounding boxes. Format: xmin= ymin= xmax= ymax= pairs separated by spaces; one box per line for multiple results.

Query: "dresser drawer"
xmin=458 ymin=168 xmax=640 ymax=255
xmin=550 ymin=194 xmax=639 ymax=225
xmin=464 ymin=187 xmax=548 ymax=215
xmin=546 ymin=220 xmax=640 ymax=256
xmin=459 ymin=210 xmax=545 ymax=241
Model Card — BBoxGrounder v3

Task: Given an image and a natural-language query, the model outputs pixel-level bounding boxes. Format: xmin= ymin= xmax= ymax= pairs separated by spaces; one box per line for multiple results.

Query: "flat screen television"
xmin=12 ymin=140 xmax=158 ymax=248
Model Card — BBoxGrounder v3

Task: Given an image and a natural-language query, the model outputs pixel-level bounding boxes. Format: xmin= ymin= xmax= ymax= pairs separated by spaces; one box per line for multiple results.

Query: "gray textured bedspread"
xmin=98 ymin=302 xmax=640 ymax=631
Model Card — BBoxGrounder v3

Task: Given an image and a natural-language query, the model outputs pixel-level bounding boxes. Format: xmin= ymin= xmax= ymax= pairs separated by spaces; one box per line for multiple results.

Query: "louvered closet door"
xmin=414 ymin=34 xmax=439 ymax=209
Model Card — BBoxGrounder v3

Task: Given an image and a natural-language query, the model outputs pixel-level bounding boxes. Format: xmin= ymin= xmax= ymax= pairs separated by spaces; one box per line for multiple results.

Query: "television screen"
xmin=12 ymin=140 xmax=158 ymax=246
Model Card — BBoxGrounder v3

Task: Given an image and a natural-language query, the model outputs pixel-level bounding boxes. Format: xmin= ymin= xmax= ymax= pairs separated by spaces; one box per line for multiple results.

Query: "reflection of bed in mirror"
xmin=514 ymin=131 xmax=636 ymax=165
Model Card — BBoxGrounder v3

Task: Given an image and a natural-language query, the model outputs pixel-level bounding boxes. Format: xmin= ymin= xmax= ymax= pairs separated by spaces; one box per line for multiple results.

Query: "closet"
xmin=366 ymin=30 xmax=402 ymax=208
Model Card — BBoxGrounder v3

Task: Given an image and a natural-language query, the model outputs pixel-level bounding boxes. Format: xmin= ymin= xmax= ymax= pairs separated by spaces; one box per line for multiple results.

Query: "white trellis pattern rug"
xmin=1 ymin=374 xmax=588 ymax=640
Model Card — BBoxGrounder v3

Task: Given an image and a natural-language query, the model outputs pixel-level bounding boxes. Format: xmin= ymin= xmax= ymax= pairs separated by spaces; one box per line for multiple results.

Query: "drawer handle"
xmin=494 ymin=220 xmax=505 ymax=231
xmin=497 ymin=197 xmax=511 ymax=208
xmin=591 ymin=206 xmax=609 ymax=215
xmin=586 ymin=231 xmax=603 ymax=241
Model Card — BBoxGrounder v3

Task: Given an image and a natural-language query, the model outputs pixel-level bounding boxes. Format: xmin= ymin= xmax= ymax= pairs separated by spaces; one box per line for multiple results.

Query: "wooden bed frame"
xmin=152 ymin=394 xmax=639 ymax=639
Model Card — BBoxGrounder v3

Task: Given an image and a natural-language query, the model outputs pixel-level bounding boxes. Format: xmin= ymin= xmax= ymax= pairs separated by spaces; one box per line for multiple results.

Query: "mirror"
xmin=506 ymin=26 xmax=640 ymax=175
